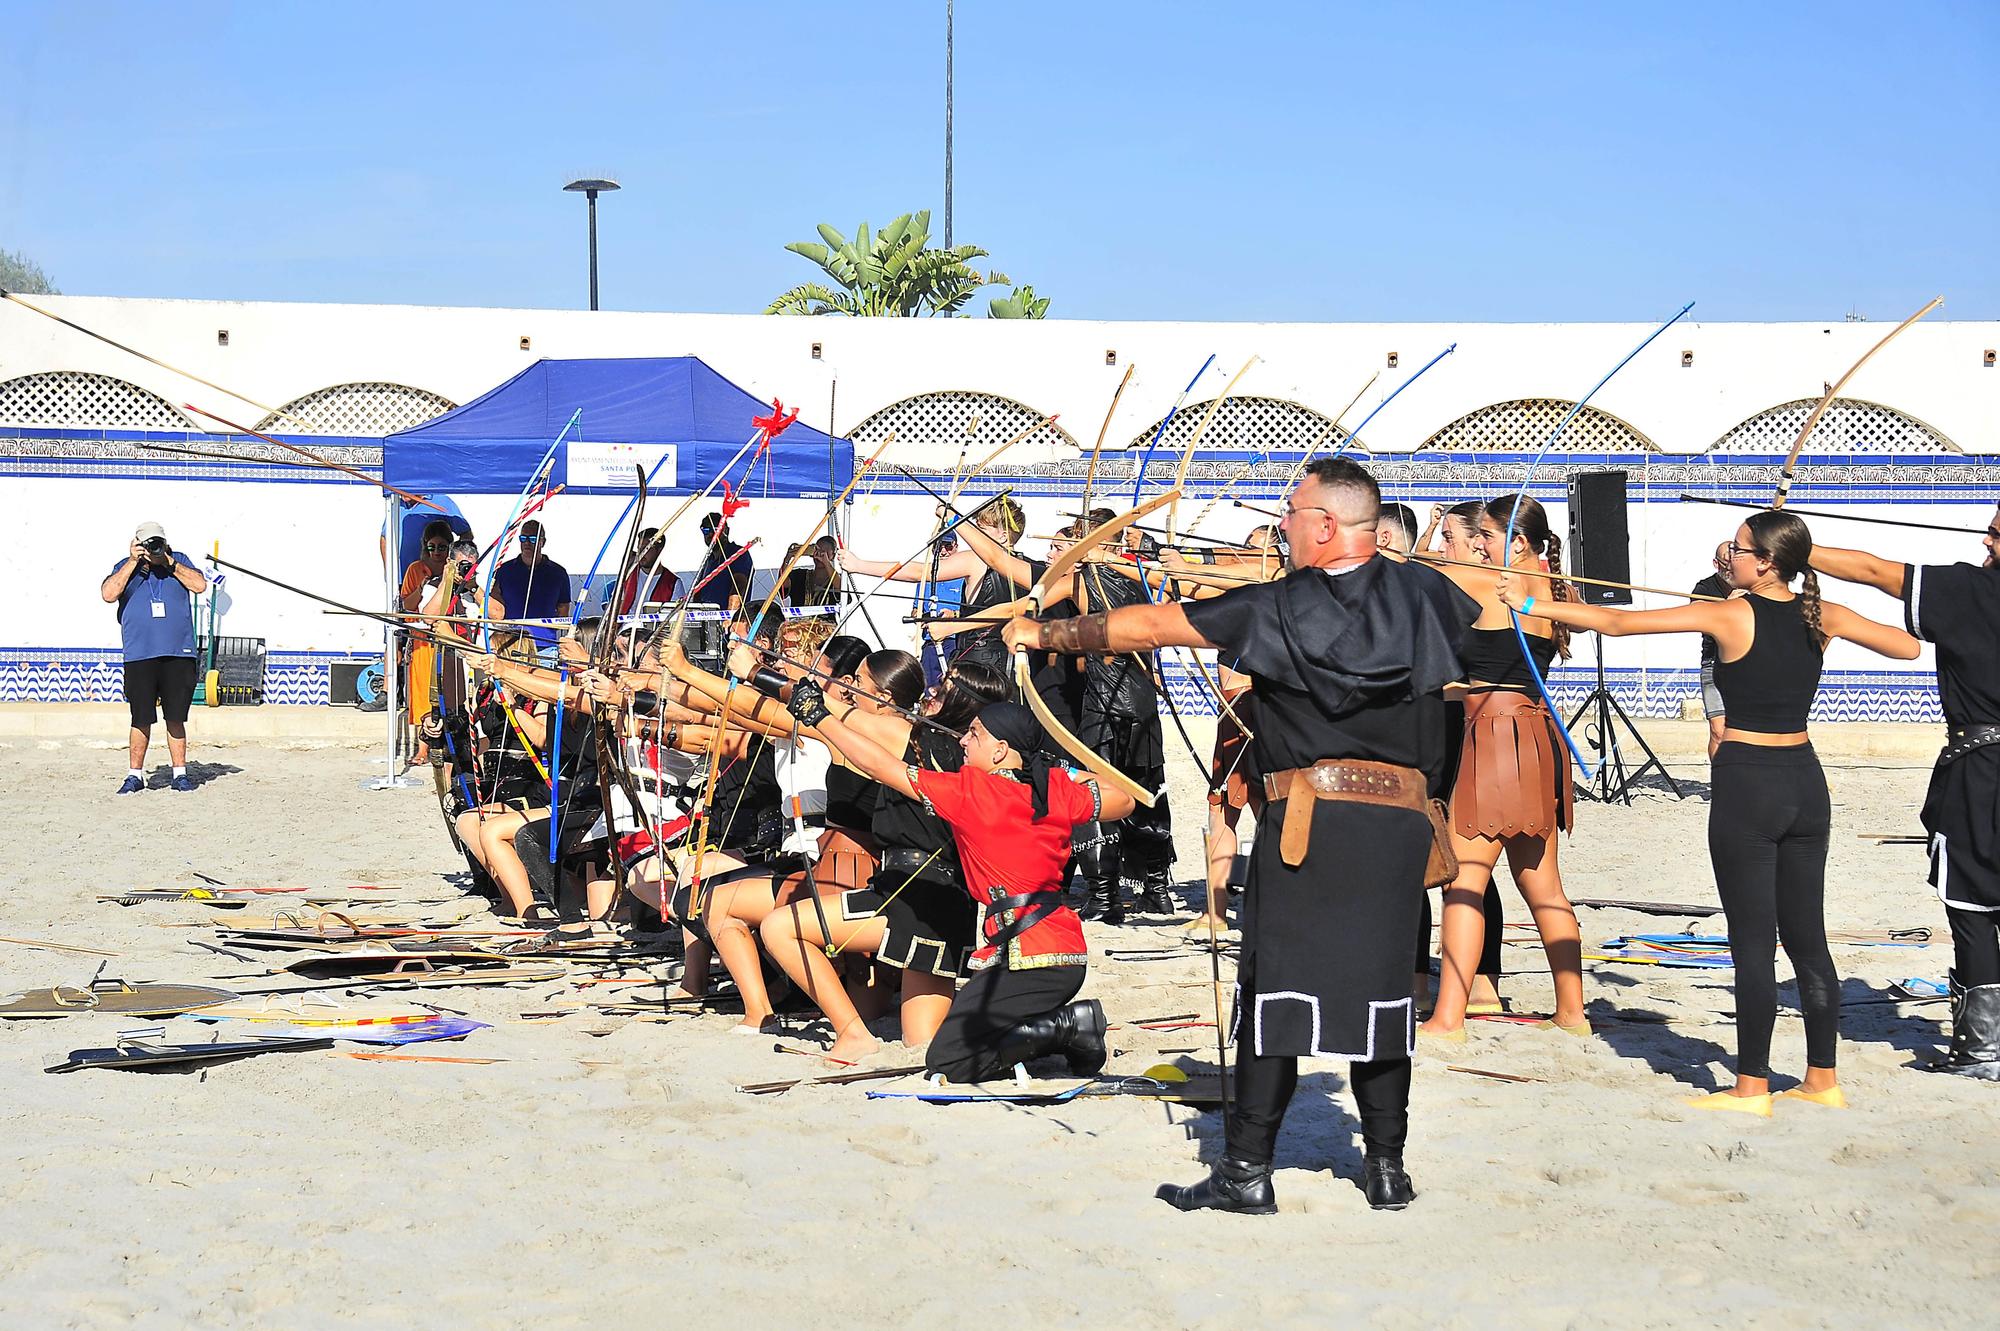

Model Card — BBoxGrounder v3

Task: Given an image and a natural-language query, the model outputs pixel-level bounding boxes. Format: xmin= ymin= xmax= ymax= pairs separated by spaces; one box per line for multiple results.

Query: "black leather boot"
xmin=1054 ymin=999 xmax=1108 ymax=1075
xmin=1072 ymin=821 xmax=1124 ymax=925
xmin=980 ymin=999 xmax=1109 ymax=1077
xmin=1156 ymin=1157 xmax=1277 ymax=1215
xmin=1137 ymin=863 xmax=1180 ymax=917
xmin=1362 ymin=1155 xmax=1417 ymax=1210
xmin=1930 ymin=979 xmax=2000 ymax=1080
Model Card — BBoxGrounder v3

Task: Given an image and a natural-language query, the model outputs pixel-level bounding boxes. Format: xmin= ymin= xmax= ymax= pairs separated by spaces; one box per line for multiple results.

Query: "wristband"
xmin=749 ymin=667 xmax=791 ymax=699
xmin=1042 ymin=612 xmax=1112 ymax=655
xmin=631 ymin=689 xmax=659 ymax=717
xmin=1520 ymin=595 xmax=1536 ymax=614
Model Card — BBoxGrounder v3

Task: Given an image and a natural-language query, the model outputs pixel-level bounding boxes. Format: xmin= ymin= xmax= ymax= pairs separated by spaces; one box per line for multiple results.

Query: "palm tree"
xmin=765 ymin=211 xmax=1043 ymax=318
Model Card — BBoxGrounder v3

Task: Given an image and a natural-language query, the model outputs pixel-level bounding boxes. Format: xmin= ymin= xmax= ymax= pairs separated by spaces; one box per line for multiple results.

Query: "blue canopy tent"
xmin=383 ymin=356 xmax=851 ymax=498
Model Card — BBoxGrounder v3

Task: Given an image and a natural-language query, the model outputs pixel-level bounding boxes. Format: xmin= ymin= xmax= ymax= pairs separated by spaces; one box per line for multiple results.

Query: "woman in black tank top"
xmin=1495 ymin=511 xmax=1919 ymax=1117
xmin=838 ymin=494 xmax=1031 ymax=686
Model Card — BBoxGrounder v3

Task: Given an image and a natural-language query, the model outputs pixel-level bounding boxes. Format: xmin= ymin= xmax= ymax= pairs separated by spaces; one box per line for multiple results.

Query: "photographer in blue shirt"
xmin=102 ymin=521 xmax=207 ymax=793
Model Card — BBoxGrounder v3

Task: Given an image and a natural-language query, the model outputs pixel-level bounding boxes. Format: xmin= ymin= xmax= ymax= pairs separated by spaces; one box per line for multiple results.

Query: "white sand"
xmin=1 ymin=729 xmax=1996 ymax=1329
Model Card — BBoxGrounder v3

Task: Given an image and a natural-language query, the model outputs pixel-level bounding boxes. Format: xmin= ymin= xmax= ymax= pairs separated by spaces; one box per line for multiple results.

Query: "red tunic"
xmin=912 ymin=765 xmax=1096 ymax=970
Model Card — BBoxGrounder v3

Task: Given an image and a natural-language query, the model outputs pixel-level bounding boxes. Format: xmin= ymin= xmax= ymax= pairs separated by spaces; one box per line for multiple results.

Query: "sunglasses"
xmin=520 ymin=535 xmax=542 ymax=545
xmin=423 ymin=542 xmax=449 ymax=552
xmin=1726 ymin=543 xmax=1763 ymax=559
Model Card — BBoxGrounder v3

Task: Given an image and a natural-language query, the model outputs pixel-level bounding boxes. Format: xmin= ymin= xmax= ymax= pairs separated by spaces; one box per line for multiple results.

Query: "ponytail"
xmin=1798 ymin=567 xmax=1828 ymax=651
xmin=1540 ymin=530 xmax=1574 ymax=661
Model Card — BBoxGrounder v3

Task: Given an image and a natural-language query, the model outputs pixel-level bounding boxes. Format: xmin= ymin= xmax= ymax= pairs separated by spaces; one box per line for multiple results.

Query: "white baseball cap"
xmin=134 ymin=521 xmax=168 ymax=544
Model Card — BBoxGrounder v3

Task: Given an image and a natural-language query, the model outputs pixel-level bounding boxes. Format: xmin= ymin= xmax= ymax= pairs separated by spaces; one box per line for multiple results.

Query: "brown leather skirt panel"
xmin=1450 ymin=689 xmax=1573 ymax=841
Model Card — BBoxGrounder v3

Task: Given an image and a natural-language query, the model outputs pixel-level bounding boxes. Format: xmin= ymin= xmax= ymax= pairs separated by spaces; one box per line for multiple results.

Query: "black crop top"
xmin=1459 ymin=626 xmax=1556 ymax=687
xmin=1712 ymin=595 xmax=1822 ymax=733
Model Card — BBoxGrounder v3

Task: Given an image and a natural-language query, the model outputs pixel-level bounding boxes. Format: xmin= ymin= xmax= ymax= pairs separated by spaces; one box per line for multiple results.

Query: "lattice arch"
xmin=1418 ymin=399 xmax=1658 ymax=453
xmin=1704 ymin=398 xmax=1959 ymax=454
xmin=256 ymin=382 xmax=457 ymax=435
xmin=848 ymin=390 xmax=1076 ymax=457
xmin=1124 ymin=395 xmax=1347 ymax=455
xmin=0 ymin=371 xmax=192 ymax=429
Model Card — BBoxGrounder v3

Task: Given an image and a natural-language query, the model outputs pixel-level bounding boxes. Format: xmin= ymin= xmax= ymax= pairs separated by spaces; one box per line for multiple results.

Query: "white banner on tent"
xmin=568 ymin=442 xmax=676 ymax=489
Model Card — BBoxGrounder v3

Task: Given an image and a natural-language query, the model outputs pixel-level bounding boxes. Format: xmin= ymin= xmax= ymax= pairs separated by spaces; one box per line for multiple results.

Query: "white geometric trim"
xmin=1252 ymin=990 xmax=1415 ymax=1062
xmin=1934 ymin=831 xmax=2000 ymax=913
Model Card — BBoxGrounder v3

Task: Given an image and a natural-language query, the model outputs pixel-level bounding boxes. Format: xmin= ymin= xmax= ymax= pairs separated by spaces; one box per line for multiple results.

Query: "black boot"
xmin=1156 ymin=1157 xmax=1277 ymax=1215
xmin=982 ymin=1000 xmax=1109 ymax=1078
xmin=1929 ymin=979 xmax=2000 ymax=1080
xmin=1362 ymin=1155 xmax=1417 ymax=1210
xmin=1054 ymin=999 xmax=1107 ymax=1075
xmin=1137 ymin=863 xmax=1180 ymax=917
xmin=1072 ymin=821 xmax=1124 ymax=925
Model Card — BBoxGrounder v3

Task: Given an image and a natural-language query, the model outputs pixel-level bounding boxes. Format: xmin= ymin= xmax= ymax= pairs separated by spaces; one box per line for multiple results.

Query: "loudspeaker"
xmin=1567 ymin=470 xmax=1631 ymax=606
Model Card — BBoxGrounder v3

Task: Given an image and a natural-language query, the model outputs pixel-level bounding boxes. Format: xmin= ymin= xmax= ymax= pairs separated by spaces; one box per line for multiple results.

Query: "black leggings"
xmin=1949 ymin=906 xmax=2000 ymax=988
xmin=1225 ymin=969 xmax=1411 ymax=1164
xmin=1417 ymin=882 xmax=1504 ymax=979
xmin=1229 ymin=1046 xmax=1411 ymax=1165
xmin=925 ymin=964 xmax=1086 ymax=1083
xmin=1707 ymin=742 xmax=1837 ymax=1079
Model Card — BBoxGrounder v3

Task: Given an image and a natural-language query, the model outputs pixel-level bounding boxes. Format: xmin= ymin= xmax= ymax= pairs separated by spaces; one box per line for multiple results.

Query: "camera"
xmin=142 ymin=536 xmax=170 ymax=557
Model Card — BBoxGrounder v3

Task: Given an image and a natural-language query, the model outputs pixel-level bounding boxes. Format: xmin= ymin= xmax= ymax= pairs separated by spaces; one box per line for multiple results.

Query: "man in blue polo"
xmin=102 ymin=520 xmax=208 ymax=793
xmin=491 ymin=520 xmax=572 ymax=653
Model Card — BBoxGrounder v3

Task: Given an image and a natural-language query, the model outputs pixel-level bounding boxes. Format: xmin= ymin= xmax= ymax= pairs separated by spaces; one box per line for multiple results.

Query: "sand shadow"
xmin=141 ymin=760 xmax=244 ymax=790
xmin=1175 ymin=1066 xmax=1371 ymax=1190
xmin=1826 ymin=975 xmax=1949 ymax=1062
xmin=1587 ymin=995 xmax=1735 ymax=1090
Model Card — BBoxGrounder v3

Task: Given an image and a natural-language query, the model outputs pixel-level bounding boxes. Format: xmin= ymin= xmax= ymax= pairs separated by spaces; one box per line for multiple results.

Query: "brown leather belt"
xmin=1261 ymin=759 xmax=1456 ymax=885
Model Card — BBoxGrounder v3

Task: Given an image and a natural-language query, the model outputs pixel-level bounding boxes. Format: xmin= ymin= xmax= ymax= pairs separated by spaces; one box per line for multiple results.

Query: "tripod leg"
xmin=1605 ymin=689 xmax=1683 ymax=798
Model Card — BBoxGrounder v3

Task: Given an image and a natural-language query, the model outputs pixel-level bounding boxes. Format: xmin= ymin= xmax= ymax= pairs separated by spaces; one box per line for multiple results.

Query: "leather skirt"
xmin=1451 ymin=688 xmax=1573 ymax=841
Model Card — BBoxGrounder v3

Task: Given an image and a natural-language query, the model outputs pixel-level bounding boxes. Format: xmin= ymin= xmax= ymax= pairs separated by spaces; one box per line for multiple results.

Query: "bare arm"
xmin=101 ymin=548 xmax=143 ymax=603
xmin=1809 ymin=544 xmax=1906 ymax=597
xmin=811 ymin=708 xmax=920 ymax=801
xmin=841 ymin=545 xmax=987 ymax=584
xmin=1820 ymin=601 xmax=1922 ymax=660
xmin=170 ymin=556 xmax=207 ymax=594
xmin=1495 ymin=576 xmax=1741 ymax=652
xmin=949 ymin=517 xmax=1034 ymax=589
xmin=1004 ymin=600 xmax=1218 ymax=655
xmin=1087 ymin=777 xmax=1137 ymax=823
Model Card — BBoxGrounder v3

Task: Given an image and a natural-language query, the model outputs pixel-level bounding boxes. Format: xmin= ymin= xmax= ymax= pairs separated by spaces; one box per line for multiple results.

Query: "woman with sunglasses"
xmin=1419 ymin=494 xmax=1589 ymax=1044
xmin=1495 ymin=511 xmax=1919 ymax=1114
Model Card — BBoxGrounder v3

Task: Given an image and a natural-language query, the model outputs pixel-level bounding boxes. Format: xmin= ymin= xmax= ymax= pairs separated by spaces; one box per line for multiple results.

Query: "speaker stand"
xmin=1566 ymin=634 xmax=1683 ymax=805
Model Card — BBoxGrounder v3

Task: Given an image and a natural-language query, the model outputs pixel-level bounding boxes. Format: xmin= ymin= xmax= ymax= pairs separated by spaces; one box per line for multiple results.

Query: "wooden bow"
xmin=1773 ymin=295 xmax=1943 ymax=508
xmin=1015 ymin=491 xmax=1183 ymax=808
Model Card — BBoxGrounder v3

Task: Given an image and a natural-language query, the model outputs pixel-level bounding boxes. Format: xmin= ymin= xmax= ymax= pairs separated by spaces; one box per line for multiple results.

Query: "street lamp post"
xmin=563 ymin=177 xmax=621 ymax=310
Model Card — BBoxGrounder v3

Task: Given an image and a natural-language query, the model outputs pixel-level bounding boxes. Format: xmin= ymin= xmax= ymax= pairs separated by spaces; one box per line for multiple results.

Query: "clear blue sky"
xmin=4 ymin=1 xmax=1994 ymax=322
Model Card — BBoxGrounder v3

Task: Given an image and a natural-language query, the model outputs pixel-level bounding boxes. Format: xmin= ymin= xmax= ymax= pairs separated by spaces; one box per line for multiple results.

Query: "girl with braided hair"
xmin=1490 ymin=511 xmax=1919 ymax=1114
xmin=1419 ymin=494 xmax=1589 ymax=1042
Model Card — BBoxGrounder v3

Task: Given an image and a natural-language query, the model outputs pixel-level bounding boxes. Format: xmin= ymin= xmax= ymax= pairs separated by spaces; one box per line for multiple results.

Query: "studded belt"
xmin=1939 ymin=724 xmax=2000 ymax=766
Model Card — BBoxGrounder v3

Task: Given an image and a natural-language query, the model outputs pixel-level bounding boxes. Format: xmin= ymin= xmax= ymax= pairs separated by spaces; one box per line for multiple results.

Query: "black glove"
xmin=788 ymin=679 xmax=830 ymax=727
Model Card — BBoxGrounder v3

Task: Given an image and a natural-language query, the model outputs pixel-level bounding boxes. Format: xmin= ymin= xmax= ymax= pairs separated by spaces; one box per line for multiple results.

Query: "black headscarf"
xmin=978 ymin=700 xmax=1055 ymax=819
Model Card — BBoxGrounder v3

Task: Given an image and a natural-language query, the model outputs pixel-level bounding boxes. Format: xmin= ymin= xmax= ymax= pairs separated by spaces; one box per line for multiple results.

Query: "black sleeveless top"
xmin=953 ymin=562 xmax=1032 ymax=658
xmin=1459 ymin=626 xmax=1556 ymax=687
xmin=825 ymin=763 xmax=876 ymax=833
xmin=871 ymin=730 xmax=961 ymax=867
xmin=1713 ymin=595 xmax=1822 ymax=733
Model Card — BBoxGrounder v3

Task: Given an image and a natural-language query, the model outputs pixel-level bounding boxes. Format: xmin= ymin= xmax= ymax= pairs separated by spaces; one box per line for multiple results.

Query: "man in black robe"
xmin=1006 ymin=459 xmax=1477 ymax=1211
xmin=1813 ymin=508 xmax=2000 ymax=1079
